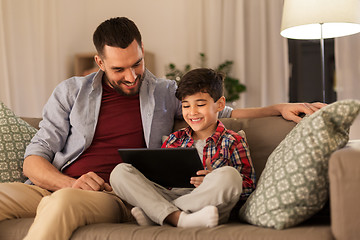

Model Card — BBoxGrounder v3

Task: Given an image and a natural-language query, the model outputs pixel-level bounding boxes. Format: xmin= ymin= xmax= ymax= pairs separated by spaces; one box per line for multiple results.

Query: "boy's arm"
xmin=230 ymin=138 xmax=256 ymax=197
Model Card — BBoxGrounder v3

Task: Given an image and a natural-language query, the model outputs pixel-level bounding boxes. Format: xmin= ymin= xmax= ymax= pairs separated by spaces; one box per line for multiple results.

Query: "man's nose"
xmin=124 ymin=68 xmax=136 ymax=82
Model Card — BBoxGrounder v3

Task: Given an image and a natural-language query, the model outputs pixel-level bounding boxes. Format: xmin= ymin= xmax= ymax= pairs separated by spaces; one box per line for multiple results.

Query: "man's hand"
xmin=190 ymin=169 xmax=211 ymax=188
xmin=72 ymin=171 xmax=112 ymax=192
xmin=230 ymin=102 xmax=326 ymax=123
xmin=279 ymin=102 xmax=327 ymax=123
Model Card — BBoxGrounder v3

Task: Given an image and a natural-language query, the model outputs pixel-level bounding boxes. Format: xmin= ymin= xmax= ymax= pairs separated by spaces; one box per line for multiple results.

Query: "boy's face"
xmin=181 ymin=92 xmax=225 ymax=140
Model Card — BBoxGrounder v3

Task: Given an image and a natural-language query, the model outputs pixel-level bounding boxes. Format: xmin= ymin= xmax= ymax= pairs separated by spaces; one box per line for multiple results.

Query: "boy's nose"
xmin=190 ymin=106 xmax=198 ymax=115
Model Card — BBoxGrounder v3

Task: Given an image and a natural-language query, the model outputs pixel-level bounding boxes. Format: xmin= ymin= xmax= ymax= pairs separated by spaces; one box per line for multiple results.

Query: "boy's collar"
xmin=184 ymin=120 xmax=226 ymax=143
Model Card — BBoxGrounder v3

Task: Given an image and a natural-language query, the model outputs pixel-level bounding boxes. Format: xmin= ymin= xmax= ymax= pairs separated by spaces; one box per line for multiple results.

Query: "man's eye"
xmin=198 ymin=104 xmax=205 ymax=107
xmin=182 ymin=105 xmax=190 ymax=108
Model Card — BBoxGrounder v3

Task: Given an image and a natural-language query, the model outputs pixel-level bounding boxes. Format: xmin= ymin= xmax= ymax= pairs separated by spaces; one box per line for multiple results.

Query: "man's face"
xmin=95 ymin=40 xmax=145 ymax=96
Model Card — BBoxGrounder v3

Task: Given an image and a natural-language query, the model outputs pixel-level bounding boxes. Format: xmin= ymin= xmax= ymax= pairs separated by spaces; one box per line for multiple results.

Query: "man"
xmin=0 ymin=17 xmax=324 ymax=240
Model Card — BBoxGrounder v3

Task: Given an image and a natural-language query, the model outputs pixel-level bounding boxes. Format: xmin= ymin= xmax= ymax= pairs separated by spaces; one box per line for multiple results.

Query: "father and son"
xmin=0 ymin=17 xmax=324 ymax=239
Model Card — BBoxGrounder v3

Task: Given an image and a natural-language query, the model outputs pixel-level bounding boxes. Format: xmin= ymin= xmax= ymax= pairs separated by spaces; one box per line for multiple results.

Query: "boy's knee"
xmin=110 ymin=163 xmax=134 ymax=185
xmin=212 ymin=166 xmax=243 ymax=192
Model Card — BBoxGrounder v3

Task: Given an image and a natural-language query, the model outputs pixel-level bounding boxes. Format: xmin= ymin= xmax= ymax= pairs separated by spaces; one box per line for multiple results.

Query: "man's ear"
xmin=141 ymin=42 xmax=145 ymax=55
xmin=94 ymin=55 xmax=105 ymax=71
xmin=216 ymin=96 xmax=226 ymax=112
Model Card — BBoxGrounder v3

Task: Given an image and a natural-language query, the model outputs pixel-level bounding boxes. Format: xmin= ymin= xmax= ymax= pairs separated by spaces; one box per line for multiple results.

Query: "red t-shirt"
xmin=63 ymin=80 xmax=146 ymax=183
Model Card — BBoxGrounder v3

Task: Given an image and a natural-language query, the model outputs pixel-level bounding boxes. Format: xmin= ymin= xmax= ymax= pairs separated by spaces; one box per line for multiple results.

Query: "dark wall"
xmin=288 ymin=39 xmax=336 ymax=104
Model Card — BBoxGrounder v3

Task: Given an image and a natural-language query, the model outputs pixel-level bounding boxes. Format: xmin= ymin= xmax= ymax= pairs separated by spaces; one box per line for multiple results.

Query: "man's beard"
xmin=105 ymin=74 xmax=144 ymax=96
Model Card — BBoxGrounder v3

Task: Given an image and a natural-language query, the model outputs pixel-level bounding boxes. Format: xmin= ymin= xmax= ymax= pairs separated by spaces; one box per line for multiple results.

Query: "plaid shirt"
xmin=162 ymin=120 xmax=256 ymax=199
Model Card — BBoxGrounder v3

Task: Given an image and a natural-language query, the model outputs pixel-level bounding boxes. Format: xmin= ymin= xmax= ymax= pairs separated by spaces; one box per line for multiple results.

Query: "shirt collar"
xmin=184 ymin=120 xmax=226 ymax=143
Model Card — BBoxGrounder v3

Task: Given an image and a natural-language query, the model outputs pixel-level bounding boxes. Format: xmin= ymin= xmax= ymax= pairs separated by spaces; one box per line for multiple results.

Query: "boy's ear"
xmin=216 ymin=96 xmax=226 ymax=112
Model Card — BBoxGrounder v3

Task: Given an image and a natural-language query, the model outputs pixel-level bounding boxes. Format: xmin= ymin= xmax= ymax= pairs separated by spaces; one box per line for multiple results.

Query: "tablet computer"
xmin=118 ymin=148 xmax=204 ymax=188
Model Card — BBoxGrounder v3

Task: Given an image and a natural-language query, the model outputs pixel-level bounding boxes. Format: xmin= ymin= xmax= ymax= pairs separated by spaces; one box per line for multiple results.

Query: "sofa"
xmin=0 ymin=113 xmax=359 ymax=240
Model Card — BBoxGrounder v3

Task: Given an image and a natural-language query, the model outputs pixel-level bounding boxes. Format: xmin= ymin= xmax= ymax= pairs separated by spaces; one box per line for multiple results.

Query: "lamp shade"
xmin=281 ymin=0 xmax=360 ymax=39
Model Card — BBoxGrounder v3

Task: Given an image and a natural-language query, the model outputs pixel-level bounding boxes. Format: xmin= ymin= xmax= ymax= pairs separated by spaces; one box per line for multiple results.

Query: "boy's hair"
xmin=93 ymin=17 xmax=142 ymax=57
xmin=175 ymin=68 xmax=225 ymax=102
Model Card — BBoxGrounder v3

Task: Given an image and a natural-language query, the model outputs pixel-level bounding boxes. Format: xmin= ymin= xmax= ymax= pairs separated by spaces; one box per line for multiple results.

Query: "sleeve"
xmin=229 ymin=137 xmax=256 ymax=198
xmin=218 ymin=106 xmax=233 ymax=118
xmin=24 ymin=79 xmax=76 ymax=162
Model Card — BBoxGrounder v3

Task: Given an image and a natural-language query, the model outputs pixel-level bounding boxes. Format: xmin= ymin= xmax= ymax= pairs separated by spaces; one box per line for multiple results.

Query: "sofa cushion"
xmin=239 ymin=99 xmax=360 ymax=229
xmin=0 ymin=102 xmax=37 ymax=183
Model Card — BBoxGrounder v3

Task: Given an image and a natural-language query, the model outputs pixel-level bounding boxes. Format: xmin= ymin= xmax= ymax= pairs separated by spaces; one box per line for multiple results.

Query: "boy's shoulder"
xmin=222 ymin=128 xmax=245 ymax=142
xmin=218 ymin=120 xmax=247 ymax=143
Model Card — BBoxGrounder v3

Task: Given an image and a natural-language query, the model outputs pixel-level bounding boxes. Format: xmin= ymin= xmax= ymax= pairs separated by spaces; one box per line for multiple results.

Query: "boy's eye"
xmin=197 ymin=104 xmax=205 ymax=107
xmin=182 ymin=105 xmax=190 ymax=108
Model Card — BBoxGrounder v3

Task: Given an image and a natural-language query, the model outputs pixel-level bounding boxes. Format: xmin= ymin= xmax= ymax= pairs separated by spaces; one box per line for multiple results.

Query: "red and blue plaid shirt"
xmin=162 ymin=120 xmax=256 ymax=200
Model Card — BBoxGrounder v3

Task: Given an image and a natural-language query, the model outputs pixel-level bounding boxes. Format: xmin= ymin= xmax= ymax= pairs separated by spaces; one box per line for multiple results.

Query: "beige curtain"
xmin=0 ymin=0 xmax=61 ymax=117
xmin=0 ymin=0 xmax=288 ymax=116
xmin=183 ymin=0 xmax=289 ymax=108
xmin=335 ymin=35 xmax=360 ymax=140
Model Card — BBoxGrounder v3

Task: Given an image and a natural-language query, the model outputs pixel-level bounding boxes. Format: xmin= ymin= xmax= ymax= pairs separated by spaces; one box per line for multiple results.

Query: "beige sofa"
xmin=1 ymin=116 xmax=359 ymax=240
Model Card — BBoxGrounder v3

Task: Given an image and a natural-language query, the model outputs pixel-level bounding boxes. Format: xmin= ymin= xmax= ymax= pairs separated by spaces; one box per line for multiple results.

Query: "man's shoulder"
xmin=61 ymin=72 xmax=98 ymax=88
xmin=144 ymin=69 xmax=177 ymax=90
xmin=53 ymin=72 xmax=99 ymax=97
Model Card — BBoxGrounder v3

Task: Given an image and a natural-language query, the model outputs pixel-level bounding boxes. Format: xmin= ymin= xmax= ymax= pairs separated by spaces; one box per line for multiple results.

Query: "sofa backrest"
xmin=22 ymin=116 xmax=296 ymax=182
xmin=21 ymin=117 xmax=41 ymax=130
xmin=174 ymin=117 xmax=296 ymax=180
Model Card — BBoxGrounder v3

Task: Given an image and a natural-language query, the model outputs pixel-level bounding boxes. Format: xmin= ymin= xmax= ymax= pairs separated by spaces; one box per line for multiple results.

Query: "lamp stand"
xmin=320 ymin=23 xmax=326 ymax=103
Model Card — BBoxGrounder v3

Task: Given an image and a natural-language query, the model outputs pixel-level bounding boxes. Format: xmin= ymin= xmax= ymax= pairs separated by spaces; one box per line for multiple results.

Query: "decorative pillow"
xmin=0 ymin=102 xmax=37 ymax=183
xmin=239 ymin=99 xmax=360 ymax=230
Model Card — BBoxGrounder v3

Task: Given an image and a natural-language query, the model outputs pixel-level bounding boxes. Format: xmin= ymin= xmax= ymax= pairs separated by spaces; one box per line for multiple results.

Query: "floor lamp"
xmin=280 ymin=0 xmax=360 ymax=103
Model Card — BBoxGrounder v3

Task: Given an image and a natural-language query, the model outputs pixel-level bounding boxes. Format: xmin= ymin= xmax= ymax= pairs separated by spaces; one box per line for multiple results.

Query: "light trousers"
xmin=0 ymin=182 xmax=132 ymax=240
xmin=110 ymin=163 xmax=243 ymax=225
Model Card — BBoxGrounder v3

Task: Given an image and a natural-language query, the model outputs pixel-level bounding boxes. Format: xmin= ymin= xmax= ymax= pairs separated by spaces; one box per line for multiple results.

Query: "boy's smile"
xmin=181 ymin=92 xmax=225 ymax=140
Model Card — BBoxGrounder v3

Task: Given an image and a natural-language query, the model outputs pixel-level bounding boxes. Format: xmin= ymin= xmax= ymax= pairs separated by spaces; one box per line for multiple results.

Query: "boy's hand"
xmin=190 ymin=170 xmax=211 ymax=188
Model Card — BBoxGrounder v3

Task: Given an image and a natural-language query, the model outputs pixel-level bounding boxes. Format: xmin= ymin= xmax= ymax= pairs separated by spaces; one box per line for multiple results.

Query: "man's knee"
xmin=41 ymin=188 xmax=83 ymax=210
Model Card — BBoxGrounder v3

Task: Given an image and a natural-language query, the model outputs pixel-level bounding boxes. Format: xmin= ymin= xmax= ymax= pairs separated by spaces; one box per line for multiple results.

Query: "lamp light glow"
xmin=280 ymin=0 xmax=360 ymax=103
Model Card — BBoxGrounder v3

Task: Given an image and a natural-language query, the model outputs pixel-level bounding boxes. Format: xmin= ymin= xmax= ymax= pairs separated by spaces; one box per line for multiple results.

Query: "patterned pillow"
xmin=239 ymin=99 xmax=360 ymax=229
xmin=0 ymin=102 xmax=37 ymax=183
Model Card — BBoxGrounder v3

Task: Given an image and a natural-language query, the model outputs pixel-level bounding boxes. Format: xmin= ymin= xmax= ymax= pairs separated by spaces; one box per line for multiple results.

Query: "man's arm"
xmin=231 ymin=102 xmax=326 ymax=123
xmin=23 ymin=155 xmax=112 ymax=192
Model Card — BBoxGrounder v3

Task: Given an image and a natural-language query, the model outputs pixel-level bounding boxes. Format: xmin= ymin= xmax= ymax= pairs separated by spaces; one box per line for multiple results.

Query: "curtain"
xmin=335 ymin=35 xmax=360 ymax=140
xmin=183 ymin=0 xmax=289 ymax=108
xmin=0 ymin=0 xmax=60 ymax=117
xmin=0 ymin=0 xmax=288 ymax=116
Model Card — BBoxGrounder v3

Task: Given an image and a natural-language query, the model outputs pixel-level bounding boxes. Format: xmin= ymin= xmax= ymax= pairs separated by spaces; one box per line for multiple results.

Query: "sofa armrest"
xmin=329 ymin=140 xmax=360 ymax=240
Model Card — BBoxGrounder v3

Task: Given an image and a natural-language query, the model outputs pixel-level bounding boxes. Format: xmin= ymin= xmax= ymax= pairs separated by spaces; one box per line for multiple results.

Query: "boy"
xmin=110 ymin=68 xmax=255 ymax=227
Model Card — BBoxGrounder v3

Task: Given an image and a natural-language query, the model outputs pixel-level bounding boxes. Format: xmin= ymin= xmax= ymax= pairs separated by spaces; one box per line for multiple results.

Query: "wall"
xmin=55 ymin=0 xmax=194 ymax=78
xmin=0 ymin=0 xmax=200 ymax=117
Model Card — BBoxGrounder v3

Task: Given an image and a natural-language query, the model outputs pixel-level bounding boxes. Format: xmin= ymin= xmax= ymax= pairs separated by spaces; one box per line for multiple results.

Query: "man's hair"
xmin=175 ymin=68 xmax=225 ymax=102
xmin=93 ymin=17 xmax=142 ymax=57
